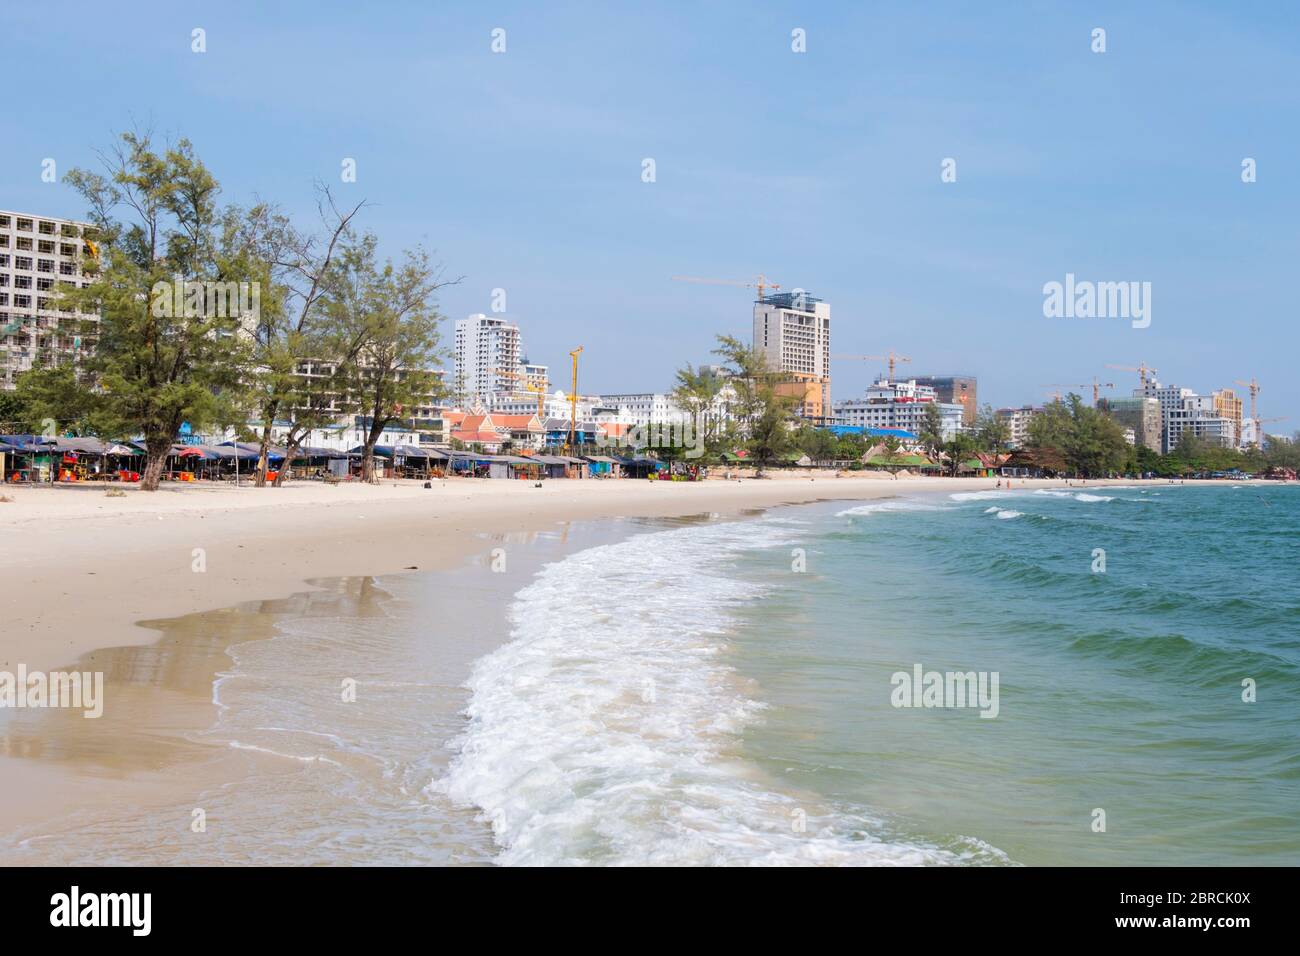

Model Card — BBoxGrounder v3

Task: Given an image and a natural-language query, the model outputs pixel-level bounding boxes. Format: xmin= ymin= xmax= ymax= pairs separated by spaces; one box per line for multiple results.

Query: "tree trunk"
xmin=360 ymin=411 xmax=386 ymax=483
xmin=274 ymin=437 xmax=303 ymax=487
xmin=254 ymin=421 xmax=274 ymax=487
xmin=141 ymin=442 xmax=169 ymax=491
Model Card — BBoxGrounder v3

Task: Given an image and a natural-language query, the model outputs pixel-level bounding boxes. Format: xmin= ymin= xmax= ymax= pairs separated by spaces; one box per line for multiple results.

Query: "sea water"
xmin=445 ymin=484 xmax=1300 ymax=866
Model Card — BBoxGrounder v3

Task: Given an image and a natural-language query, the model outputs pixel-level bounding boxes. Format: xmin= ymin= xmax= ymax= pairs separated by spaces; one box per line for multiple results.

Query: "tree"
xmin=943 ymin=432 xmax=979 ymax=476
xmin=1027 ymin=394 xmax=1129 ymax=477
xmin=61 ymin=132 xmax=256 ymax=489
xmin=238 ymin=189 xmax=366 ymax=486
xmin=973 ymin=403 xmax=1011 ymax=453
xmin=710 ymin=335 xmax=795 ymax=474
xmin=326 ymin=234 xmax=453 ymax=482
xmin=12 ymin=366 xmax=99 ymax=436
xmin=670 ymin=362 xmax=724 ymax=456
xmin=918 ymin=401 xmax=946 ymax=460
xmin=794 ymin=425 xmax=838 ymax=463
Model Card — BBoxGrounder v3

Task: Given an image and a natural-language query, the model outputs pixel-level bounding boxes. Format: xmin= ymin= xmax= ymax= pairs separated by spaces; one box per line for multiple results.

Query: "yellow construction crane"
xmin=524 ymin=381 xmax=546 ymax=418
xmin=489 ymin=367 xmax=547 ymax=417
xmin=833 ymin=351 xmax=912 ymax=383
xmin=1106 ymin=362 xmax=1159 ymax=388
xmin=566 ymin=346 xmax=584 ymax=454
xmin=671 ymin=274 xmax=783 ymax=300
xmin=1040 ymin=378 xmax=1114 ymax=405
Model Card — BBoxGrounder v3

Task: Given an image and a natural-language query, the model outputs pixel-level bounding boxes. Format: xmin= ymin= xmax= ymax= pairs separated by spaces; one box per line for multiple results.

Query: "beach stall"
xmin=1 ymin=436 xmax=41 ymax=483
xmin=213 ymin=441 xmax=269 ymax=482
xmin=526 ymin=454 xmax=584 ymax=479
xmin=582 ymin=455 xmax=621 ymax=478
xmin=288 ymin=446 xmax=351 ymax=480
xmin=618 ymin=456 xmax=662 ymax=480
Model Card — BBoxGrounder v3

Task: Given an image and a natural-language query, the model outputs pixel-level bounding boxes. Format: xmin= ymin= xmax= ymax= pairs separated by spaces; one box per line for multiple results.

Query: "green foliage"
xmin=60 ymin=132 xmax=258 ymax=488
xmin=1027 ymin=394 xmax=1129 ymax=476
xmin=325 ymin=234 xmax=451 ymax=481
xmin=710 ymin=334 xmax=796 ymax=472
xmin=793 ymin=425 xmax=839 ymax=463
xmin=973 ymin=403 xmax=1011 ymax=453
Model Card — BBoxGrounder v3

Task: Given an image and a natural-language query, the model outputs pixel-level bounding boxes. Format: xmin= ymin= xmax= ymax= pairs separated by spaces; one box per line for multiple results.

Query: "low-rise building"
xmin=833 ymin=378 xmax=964 ymax=440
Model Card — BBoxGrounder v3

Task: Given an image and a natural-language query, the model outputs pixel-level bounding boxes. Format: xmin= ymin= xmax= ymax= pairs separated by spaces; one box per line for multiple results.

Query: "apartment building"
xmin=453 ymin=313 xmax=522 ymax=404
xmin=753 ymin=291 xmax=831 ymax=420
xmin=1137 ymin=378 xmax=1236 ymax=452
xmin=1099 ymin=396 xmax=1162 ymax=453
xmin=995 ymin=406 xmax=1040 ymax=450
xmin=833 ymin=378 xmax=964 ymax=440
xmin=0 ymin=210 xmax=97 ymax=389
xmin=913 ymin=375 xmax=978 ymax=426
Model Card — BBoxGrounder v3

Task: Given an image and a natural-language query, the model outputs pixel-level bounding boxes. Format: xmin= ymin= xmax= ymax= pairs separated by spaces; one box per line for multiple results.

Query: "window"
xmin=37 ymin=277 xmax=53 ymax=291
xmin=15 ymin=258 xmax=32 ymax=272
xmin=15 ymin=218 xmax=32 ymax=231
xmin=59 ymin=262 xmax=74 ymax=275
xmin=37 ymin=240 xmax=54 ymax=254
xmin=37 ymin=259 xmax=53 ymax=273
xmin=0 ymin=236 xmax=7 ymax=247
xmin=0 ymin=215 xmax=9 ymax=227
xmin=14 ymin=295 xmax=30 ymax=308
xmin=16 ymin=237 xmax=32 ymax=250
xmin=60 ymin=223 xmax=78 ymax=237
xmin=15 ymin=276 xmax=31 ymax=289
xmin=38 ymin=221 xmax=55 ymax=234
xmin=59 ymin=243 xmax=75 ymax=257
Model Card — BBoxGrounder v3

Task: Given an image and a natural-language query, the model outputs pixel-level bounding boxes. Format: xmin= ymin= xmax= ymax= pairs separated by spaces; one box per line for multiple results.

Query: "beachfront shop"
xmin=2 ymin=436 xmax=145 ymax=483
xmin=583 ymin=455 xmax=622 ymax=478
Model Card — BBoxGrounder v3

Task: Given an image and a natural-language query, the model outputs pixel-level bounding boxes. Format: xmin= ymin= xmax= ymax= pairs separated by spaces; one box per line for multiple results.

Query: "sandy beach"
xmin=0 ymin=473 xmax=1198 ymax=860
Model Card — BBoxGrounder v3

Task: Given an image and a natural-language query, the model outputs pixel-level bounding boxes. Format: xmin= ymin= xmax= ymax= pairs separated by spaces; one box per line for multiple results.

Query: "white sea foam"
xmin=837 ymin=499 xmax=946 ymax=517
xmin=994 ymin=510 xmax=1023 ymax=520
xmin=1032 ymin=489 xmax=1113 ymax=503
xmin=437 ymin=518 xmax=1007 ymax=866
xmin=949 ymin=490 xmax=1024 ymax=502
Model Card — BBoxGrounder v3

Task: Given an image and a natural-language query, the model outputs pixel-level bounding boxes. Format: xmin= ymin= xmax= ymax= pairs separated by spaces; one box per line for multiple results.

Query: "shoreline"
xmin=0 ymin=474 xmax=1209 ymax=675
xmin=0 ymin=474 xmax=1221 ymax=857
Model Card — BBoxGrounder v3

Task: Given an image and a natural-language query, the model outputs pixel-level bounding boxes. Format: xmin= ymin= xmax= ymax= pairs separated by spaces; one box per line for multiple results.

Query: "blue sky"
xmin=3 ymin=1 xmax=1297 ymax=422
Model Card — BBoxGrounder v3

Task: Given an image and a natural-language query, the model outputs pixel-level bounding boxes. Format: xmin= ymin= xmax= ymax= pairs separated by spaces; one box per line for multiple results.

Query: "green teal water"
xmin=729 ymin=484 xmax=1300 ymax=865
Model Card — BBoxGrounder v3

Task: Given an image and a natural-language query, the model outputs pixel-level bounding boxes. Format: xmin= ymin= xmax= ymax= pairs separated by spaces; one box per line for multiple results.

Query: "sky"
xmin=2 ymin=1 xmax=1297 ymax=423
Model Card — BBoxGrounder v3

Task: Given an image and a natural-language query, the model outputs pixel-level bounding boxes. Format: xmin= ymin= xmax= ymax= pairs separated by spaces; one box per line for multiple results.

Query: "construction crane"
xmin=566 ymin=346 xmax=584 ymax=454
xmin=671 ymin=274 xmax=783 ymax=301
xmin=1040 ymin=378 xmax=1114 ymax=405
xmin=1232 ymin=378 xmax=1263 ymax=449
xmin=834 ymin=351 xmax=912 ymax=383
xmin=524 ymin=381 xmax=546 ymax=418
xmin=1106 ymin=362 xmax=1159 ymax=388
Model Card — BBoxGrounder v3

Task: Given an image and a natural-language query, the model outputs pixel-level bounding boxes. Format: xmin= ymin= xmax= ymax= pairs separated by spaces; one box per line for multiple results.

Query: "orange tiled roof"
xmin=451 ymin=429 xmax=502 ymax=444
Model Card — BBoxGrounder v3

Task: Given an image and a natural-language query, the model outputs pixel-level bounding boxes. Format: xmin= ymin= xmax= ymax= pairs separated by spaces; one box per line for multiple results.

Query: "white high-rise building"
xmin=752 ymin=291 xmax=831 ymax=419
xmin=1138 ymin=379 xmax=1235 ymax=452
xmin=453 ymin=313 xmax=522 ymax=405
xmin=0 ymin=210 xmax=97 ymax=389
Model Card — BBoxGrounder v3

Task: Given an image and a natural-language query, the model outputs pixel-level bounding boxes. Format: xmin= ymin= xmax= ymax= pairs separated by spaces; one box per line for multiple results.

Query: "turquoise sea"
xmin=446 ymin=483 xmax=1300 ymax=865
